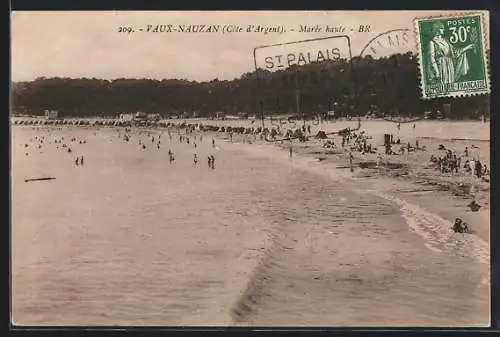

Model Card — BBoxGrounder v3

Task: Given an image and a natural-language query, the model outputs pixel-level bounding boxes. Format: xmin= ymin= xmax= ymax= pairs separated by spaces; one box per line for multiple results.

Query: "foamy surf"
xmin=372 ymin=191 xmax=489 ymax=265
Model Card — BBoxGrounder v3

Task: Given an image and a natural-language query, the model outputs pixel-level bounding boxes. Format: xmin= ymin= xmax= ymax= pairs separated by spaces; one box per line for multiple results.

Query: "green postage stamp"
xmin=415 ymin=13 xmax=490 ymax=99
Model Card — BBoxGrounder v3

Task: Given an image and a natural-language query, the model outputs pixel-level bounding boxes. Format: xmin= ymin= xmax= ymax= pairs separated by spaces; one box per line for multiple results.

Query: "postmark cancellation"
xmin=415 ymin=13 xmax=490 ymax=99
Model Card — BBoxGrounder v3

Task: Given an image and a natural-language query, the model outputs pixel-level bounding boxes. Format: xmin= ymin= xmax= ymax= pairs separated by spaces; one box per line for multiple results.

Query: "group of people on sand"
xmin=343 ymin=131 xmax=376 ymax=154
xmin=430 ymin=145 xmax=489 ymax=180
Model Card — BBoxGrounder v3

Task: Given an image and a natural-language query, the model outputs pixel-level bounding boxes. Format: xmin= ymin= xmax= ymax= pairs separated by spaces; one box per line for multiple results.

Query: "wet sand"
xmin=11 ymin=119 xmax=490 ymax=326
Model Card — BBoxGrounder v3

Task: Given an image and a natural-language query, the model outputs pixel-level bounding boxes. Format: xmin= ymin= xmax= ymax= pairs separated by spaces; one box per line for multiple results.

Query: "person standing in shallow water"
xmin=289 ymin=147 xmax=293 ymax=158
xmin=80 ymin=156 xmax=84 ymax=166
xmin=207 ymin=156 xmax=212 ymax=169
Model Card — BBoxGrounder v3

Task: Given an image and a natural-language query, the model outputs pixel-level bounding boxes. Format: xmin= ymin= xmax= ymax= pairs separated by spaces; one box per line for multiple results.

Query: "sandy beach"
xmin=11 ymin=118 xmax=490 ymax=326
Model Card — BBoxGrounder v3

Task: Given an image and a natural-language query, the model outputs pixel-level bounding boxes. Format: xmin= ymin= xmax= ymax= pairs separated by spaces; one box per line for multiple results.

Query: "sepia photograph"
xmin=10 ymin=10 xmax=490 ymax=327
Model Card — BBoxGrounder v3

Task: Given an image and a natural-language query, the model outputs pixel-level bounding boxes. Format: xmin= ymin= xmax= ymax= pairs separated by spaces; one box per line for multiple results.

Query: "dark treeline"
xmin=12 ymin=53 xmax=489 ymax=119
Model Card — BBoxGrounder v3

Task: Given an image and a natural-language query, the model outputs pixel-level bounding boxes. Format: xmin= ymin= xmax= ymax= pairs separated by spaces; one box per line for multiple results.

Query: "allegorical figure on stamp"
xmin=429 ymin=22 xmax=475 ymax=86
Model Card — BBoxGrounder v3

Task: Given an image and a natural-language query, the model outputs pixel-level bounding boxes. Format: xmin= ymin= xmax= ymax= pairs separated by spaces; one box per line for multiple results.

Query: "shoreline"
xmin=12 ymin=122 xmax=490 ymax=246
xmin=185 ymin=123 xmax=490 ymax=248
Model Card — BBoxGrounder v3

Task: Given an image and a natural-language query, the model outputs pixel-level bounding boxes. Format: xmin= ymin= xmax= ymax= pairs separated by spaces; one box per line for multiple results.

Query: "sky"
xmin=11 ymin=10 xmax=489 ymax=82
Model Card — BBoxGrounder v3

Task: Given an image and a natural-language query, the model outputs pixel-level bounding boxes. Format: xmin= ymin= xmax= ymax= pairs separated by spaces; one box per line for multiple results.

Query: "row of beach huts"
xmin=14 ymin=110 xmax=249 ymax=122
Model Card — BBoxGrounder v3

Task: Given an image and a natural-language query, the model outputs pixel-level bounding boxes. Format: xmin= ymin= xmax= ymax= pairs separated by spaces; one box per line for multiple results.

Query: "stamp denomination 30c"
xmin=415 ymin=13 xmax=490 ymax=99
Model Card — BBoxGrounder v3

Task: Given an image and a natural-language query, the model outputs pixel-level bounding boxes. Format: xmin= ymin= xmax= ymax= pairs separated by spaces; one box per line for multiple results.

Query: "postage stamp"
xmin=415 ymin=13 xmax=490 ymax=99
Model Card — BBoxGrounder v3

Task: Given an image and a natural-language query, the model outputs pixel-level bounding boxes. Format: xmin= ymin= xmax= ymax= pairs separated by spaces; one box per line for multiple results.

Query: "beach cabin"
xmin=134 ymin=112 xmax=147 ymax=121
xmin=326 ymin=111 xmax=336 ymax=119
xmin=44 ymin=110 xmax=58 ymax=120
xmin=119 ymin=113 xmax=134 ymax=122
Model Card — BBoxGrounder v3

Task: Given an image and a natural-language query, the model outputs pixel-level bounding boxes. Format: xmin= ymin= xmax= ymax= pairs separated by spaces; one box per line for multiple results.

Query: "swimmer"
xmin=210 ymin=155 xmax=216 ymax=170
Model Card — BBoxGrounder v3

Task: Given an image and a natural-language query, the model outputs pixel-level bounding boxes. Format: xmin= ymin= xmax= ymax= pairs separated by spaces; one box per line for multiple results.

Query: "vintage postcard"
xmin=11 ymin=11 xmax=490 ymax=327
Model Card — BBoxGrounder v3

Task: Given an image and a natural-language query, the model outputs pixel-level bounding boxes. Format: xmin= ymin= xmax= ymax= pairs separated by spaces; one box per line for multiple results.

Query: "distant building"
xmin=119 ymin=113 xmax=134 ymax=121
xmin=215 ymin=111 xmax=226 ymax=120
xmin=44 ymin=110 xmax=58 ymax=120
xmin=134 ymin=112 xmax=147 ymax=121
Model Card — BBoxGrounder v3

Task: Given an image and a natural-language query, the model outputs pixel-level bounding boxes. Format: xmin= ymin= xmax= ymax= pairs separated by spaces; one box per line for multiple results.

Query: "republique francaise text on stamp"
xmin=415 ymin=13 xmax=490 ymax=99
